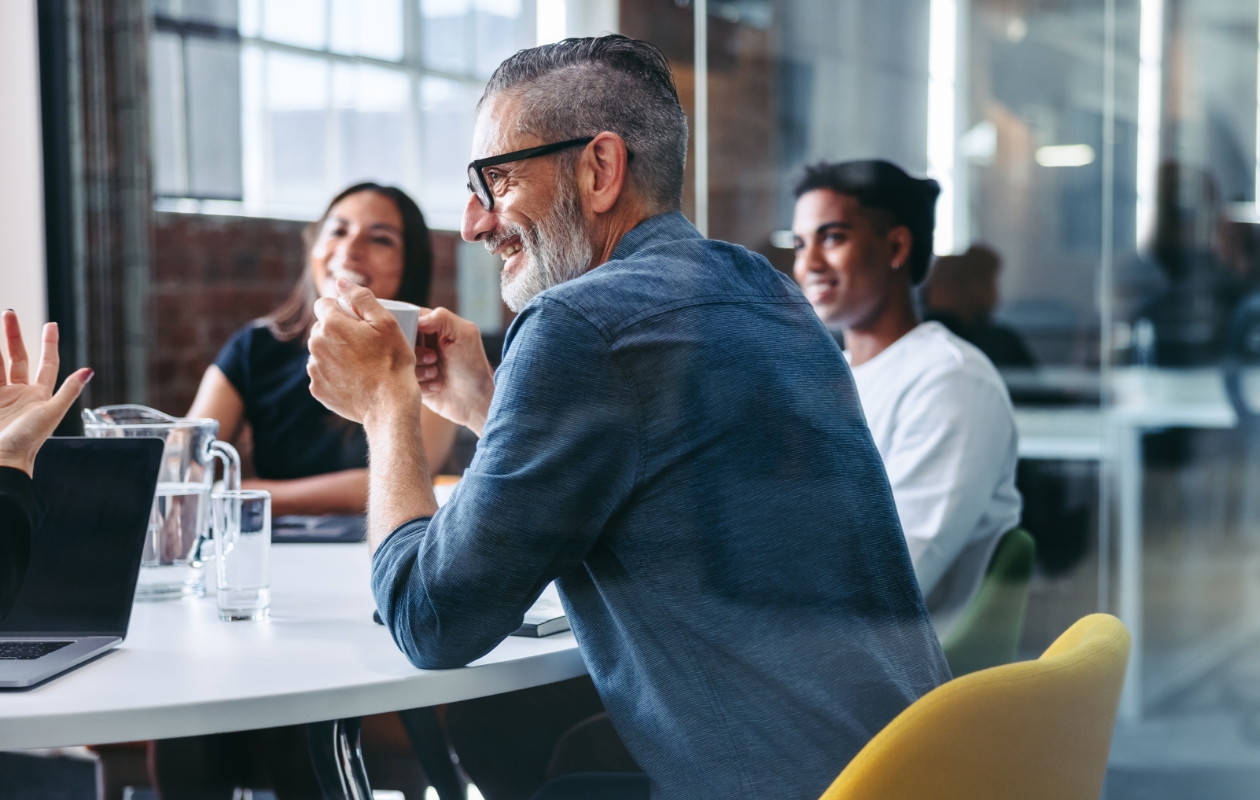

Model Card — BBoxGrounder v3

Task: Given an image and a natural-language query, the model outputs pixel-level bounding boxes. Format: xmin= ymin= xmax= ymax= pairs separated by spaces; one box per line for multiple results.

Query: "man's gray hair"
xmin=481 ymin=35 xmax=688 ymax=212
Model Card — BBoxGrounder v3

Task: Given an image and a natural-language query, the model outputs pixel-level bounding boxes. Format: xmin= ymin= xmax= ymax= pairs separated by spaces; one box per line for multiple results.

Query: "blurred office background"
xmin=6 ymin=0 xmax=1260 ymax=797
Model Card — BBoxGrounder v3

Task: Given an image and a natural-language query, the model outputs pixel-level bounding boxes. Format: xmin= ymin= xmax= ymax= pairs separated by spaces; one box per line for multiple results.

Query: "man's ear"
xmin=583 ymin=132 xmax=630 ymax=215
xmin=888 ymin=225 xmax=914 ymax=274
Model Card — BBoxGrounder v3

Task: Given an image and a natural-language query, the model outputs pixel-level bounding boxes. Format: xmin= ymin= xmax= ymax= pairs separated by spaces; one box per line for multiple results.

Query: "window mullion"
xmin=325 ymin=53 xmax=339 ymax=199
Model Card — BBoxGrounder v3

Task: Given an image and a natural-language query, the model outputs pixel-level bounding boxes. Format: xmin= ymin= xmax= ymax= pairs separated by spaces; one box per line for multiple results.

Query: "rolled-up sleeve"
xmin=371 ymin=299 xmax=640 ymax=669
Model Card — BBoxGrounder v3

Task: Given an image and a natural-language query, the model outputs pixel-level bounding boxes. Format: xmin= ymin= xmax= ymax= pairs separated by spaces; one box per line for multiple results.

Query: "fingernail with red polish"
xmin=83 ymin=369 xmax=94 ymax=383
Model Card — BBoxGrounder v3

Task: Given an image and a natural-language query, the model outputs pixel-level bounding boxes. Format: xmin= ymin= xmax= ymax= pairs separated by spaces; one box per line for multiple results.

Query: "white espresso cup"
xmin=377 ymin=300 xmax=421 ymax=348
xmin=336 ymin=296 xmax=421 ymax=348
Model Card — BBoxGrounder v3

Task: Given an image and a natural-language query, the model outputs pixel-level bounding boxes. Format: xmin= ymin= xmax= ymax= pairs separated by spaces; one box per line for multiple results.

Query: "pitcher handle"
xmin=209 ymin=440 xmax=242 ymax=492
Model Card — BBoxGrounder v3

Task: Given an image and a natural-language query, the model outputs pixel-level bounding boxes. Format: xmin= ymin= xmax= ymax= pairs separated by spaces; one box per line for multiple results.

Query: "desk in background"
xmin=1013 ymin=367 xmax=1237 ymax=722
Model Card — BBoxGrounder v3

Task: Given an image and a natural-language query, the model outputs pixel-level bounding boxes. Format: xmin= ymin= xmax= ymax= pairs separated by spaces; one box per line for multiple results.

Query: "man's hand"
xmin=311 ymin=282 xmax=439 ymax=549
xmin=308 ymin=279 xmax=420 ymax=426
xmin=414 ymin=308 xmax=496 ymax=436
xmin=0 ymin=311 xmax=92 ymax=477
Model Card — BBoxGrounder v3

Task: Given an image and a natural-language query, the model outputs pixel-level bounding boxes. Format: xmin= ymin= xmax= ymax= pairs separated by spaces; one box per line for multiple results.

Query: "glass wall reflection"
xmin=684 ymin=0 xmax=1260 ymax=793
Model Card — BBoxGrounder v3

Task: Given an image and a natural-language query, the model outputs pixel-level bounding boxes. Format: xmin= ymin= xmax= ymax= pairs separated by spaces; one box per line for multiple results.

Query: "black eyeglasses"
xmin=467 ymin=137 xmax=619 ymax=212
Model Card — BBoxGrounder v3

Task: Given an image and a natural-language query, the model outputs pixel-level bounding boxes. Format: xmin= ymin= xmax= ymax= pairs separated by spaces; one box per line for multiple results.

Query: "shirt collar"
xmin=610 ymin=211 xmax=703 ymax=262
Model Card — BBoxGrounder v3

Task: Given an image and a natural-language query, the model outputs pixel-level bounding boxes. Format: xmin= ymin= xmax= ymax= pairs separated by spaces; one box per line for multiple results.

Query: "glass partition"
xmin=689 ymin=0 xmax=1260 ymax=793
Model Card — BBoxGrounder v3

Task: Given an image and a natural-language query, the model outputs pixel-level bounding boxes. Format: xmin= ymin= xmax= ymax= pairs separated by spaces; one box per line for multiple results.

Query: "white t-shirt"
xmin=848 ymin=322 xmax=1022 ymax=635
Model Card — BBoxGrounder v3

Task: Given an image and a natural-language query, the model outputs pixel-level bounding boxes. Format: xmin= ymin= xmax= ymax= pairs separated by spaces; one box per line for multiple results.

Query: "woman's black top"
xmin=215 ymin=323 xmax=368 ymax=480
xmin=0 ymin=466 xmax=40 ymax=620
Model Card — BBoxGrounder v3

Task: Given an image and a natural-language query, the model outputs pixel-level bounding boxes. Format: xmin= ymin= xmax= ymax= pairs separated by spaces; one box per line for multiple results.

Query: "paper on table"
xmin=514 ymin=583 xmax=569 ymax=637
xmin=434 ymin=483 xmax=455 ymax=507
xmin=425 ymin=479 xmax=565 ymax=636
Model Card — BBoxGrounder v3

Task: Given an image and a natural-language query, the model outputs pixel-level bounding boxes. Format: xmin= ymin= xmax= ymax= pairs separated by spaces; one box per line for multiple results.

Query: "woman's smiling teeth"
xmin=331 ymin=268 xmax=368 ymax=286
xmin=500 ymin=243 xmax=523 ymax=261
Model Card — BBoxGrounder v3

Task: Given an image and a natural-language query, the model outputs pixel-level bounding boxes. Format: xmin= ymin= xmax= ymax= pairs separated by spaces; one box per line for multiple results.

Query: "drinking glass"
xmin=211 ymin=490 xmax=271 ymax=621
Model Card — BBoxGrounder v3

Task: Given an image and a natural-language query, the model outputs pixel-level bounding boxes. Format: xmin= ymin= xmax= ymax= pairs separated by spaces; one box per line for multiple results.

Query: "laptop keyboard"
xmin=0 ymin=641 xmax=74 ymax=660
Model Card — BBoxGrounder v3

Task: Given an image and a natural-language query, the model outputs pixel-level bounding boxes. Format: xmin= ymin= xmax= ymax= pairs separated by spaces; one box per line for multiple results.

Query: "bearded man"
xmin=307 ymin=36 xmax=948 ymax=800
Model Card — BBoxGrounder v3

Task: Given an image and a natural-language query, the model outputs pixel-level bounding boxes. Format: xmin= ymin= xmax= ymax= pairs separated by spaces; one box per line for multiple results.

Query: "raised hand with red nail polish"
xmin=0 ymin=310 xmax=93 ymax=477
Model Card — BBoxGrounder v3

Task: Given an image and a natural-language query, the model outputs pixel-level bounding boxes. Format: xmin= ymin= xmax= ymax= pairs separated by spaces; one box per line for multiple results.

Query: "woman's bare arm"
xmin=243 ymin=406 xmax=454 ymax=517
xmin=421 ymin=403 xmax=458 ymax=475
xmin=243 ymin=469 xmax=369 ymax=516
xmin=187 ymin=366 xmax=246 ymax=442
xmin=190 ymin=365 xmax=456 ymax=516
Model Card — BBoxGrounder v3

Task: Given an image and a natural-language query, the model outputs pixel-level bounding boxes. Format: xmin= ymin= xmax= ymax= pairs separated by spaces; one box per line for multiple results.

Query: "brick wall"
xmin=621 ymin=0 xmax=792 ymax=276
xmin=147 ymin=9 xmax=788 ymax=415
xmin=149 ymin=211 xmax=459 ymax=416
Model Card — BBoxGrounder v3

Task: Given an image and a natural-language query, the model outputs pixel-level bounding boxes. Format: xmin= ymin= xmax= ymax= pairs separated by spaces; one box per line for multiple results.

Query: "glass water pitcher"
xmin=83 ymin=405 xmax=241 ymax=601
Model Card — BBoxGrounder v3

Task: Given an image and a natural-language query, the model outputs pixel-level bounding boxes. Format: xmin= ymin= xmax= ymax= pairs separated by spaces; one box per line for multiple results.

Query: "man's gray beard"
xmin=492 ymin=178 xmax=593 ymax=313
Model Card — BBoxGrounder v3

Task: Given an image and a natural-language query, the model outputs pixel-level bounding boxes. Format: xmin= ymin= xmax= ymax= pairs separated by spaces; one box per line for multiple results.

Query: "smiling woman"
xmin=185 ymin=182 xmax=457 ymax=517
xmin=162 ymin=181 xmax=461 ymax=799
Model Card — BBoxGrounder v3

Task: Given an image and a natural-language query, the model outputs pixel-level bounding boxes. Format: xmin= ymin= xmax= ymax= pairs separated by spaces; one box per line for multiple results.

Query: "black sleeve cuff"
xmin=0 ymin=466 xmax=45 ymax=532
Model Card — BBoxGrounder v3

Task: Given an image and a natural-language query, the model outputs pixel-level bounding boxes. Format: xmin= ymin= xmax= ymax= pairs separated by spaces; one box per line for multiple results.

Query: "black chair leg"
xmin=397 ymin=707 xmax=465 ymax=800
xmin=308 ymin=718 xmax=372 ymax=800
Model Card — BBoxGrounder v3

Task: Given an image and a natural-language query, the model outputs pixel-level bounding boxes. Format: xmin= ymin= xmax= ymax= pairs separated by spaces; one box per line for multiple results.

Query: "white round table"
xmin=0 ymin=543 xmax=586 ymax=798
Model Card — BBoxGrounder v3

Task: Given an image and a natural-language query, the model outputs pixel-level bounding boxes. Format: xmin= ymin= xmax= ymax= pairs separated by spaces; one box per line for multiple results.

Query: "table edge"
xmin=0 ymin=641 xmax=587 ymax=749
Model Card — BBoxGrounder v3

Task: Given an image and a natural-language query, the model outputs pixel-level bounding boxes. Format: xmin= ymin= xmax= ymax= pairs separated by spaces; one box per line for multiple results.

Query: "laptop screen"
xmin=0 ymin=437 xmax=163 ymax=638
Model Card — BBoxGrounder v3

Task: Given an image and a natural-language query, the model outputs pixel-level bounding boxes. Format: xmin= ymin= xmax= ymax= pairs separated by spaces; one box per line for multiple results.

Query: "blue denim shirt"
xmin=373 ymin=212 xmax=950 ymax=800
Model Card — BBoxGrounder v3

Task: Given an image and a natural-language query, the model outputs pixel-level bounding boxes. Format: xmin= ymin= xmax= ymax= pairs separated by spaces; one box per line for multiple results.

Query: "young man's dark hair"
xmin=793 ymin=160 xmax=941 ymax=284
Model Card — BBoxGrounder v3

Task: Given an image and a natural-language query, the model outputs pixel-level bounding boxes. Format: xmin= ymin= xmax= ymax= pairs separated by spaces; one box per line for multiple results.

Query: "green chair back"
xmin=941 ymin=527 xmax=1036 ymax=677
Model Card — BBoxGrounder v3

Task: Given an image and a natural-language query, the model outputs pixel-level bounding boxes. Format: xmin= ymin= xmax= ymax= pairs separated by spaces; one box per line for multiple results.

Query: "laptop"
xmin=0 ymin=437 xmax=163 ymax=689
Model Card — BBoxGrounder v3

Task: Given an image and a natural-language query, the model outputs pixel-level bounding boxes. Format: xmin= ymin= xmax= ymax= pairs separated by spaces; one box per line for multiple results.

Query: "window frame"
xmin=152 ymin=0 xmax=537 ymax=227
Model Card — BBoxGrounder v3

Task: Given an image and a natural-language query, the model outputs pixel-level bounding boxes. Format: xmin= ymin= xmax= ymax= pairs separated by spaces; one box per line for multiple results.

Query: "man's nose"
xmin=343 ymin=229 xmax=370 ymax=260
xmin=800 ymin=242 xmax=828 ymax=272
xmin=462 ymin=194 xmax=496 ymax=243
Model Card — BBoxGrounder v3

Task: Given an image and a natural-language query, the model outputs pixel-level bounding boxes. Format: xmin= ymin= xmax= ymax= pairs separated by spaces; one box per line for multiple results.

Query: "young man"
xmin=791 ymin=160 xmax=1022 ymax=634
xmin=307 ymin=38 xmax=947 ymax=800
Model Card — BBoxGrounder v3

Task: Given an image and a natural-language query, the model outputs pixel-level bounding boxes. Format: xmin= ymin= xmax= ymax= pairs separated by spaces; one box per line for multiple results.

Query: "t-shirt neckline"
xmin=848 ymin=321 xmax=942 ymax=373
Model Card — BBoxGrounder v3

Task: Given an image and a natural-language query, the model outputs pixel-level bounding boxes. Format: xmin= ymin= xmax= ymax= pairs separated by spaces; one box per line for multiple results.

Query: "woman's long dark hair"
xmin=265 ymin=182 xmax=434 ymax=342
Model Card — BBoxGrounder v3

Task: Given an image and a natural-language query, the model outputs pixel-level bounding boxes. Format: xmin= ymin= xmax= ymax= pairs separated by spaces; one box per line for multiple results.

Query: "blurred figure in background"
xmin=791 ymin=159 xmax=1022 ymax=635
xmin=1130 ymin=162 xmax=1247 ymax=367
xmin=921 ymin=244 xmax=1036 ymax=368
xmin=922 ymin=249 xmax=1095 ymax=578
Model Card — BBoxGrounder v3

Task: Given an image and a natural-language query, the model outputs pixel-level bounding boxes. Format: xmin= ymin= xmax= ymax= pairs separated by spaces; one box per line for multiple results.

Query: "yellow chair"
xmin=819 ymin=614 xmax=1130 ymax=800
